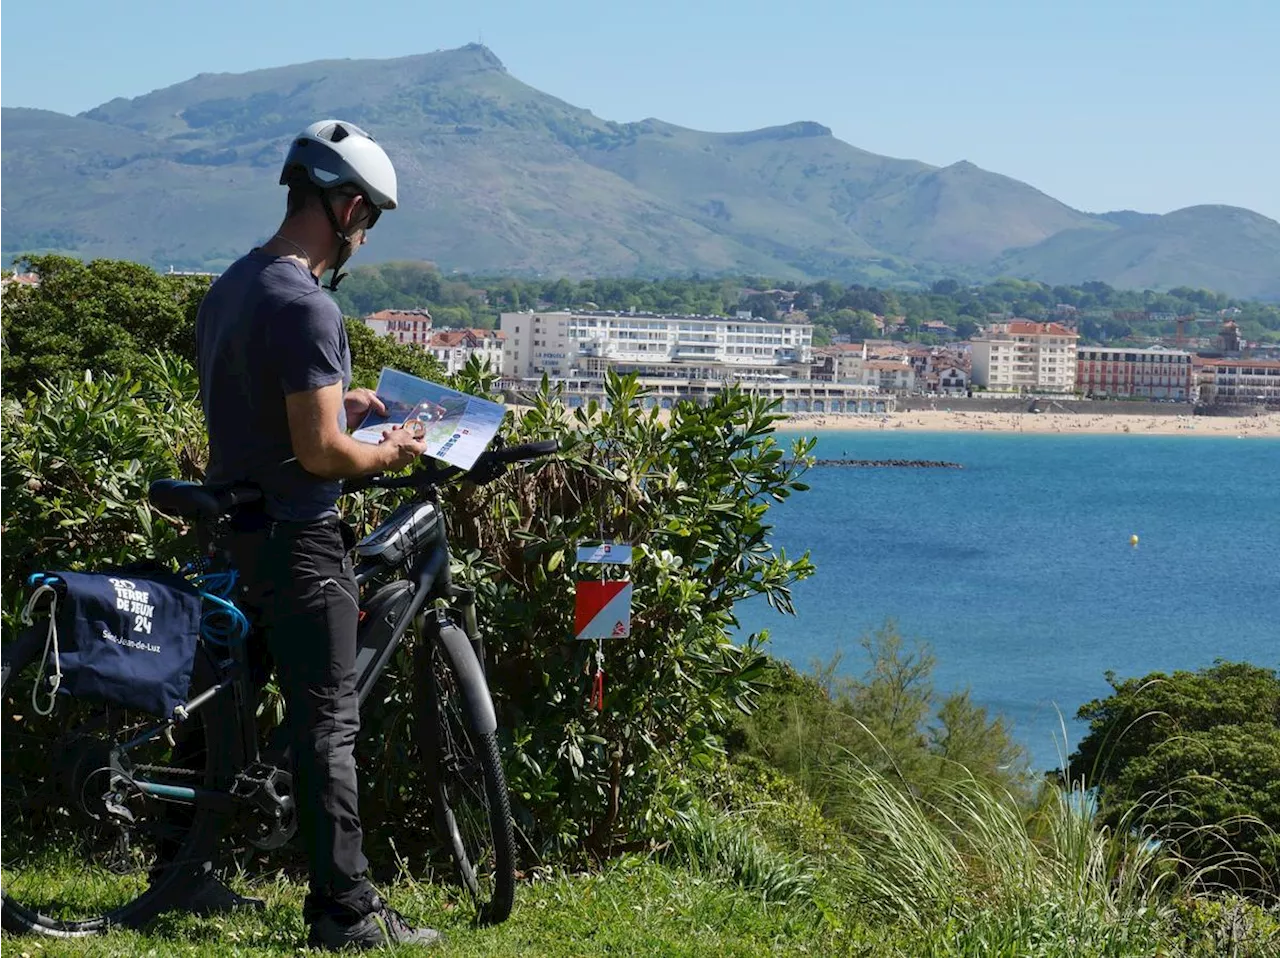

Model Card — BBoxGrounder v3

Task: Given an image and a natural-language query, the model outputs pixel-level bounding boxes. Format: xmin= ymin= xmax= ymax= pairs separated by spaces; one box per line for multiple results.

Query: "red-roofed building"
xmin=364 ymin=308 xmax=433 ymax=344
xmin=861 ymin=358 xmax=915 ymax=395
xmin=1 ymin=271 xmax=41 ymax=290
xmin=970 ymin=320 xmax=1079 ymax=394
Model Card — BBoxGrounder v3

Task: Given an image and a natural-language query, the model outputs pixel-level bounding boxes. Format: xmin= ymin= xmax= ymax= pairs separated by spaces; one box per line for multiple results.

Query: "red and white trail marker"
xmin=574 ymin=580 xmax=632 ymax=641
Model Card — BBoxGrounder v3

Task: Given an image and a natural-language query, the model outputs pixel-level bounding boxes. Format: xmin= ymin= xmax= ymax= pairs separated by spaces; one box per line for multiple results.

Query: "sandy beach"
xmin=775 ymin=410 xmax=1280 ymax=437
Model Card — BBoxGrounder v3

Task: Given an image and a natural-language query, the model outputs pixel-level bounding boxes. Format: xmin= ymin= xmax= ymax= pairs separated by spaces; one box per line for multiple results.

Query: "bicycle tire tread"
xmin=418 ymin=627 xmax=517 ymax=925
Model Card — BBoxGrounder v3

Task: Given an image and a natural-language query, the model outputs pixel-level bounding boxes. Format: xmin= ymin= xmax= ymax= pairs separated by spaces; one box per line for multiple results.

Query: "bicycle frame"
xmin=118 ymin=487 xmax=483 ymax=817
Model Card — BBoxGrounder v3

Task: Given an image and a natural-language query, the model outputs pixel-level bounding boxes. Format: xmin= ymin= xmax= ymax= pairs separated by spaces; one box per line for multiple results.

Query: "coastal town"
xmin=8 ymin=266 xmax=1275 ymax=431
xmin=356 ymin=295 xmax=1280 ymax=421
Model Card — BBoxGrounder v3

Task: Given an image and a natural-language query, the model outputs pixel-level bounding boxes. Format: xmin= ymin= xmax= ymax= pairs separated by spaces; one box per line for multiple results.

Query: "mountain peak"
xmin=1163 ymin=204 xmax=1280 ymax=226
xmin=446 ymin=43 xmax=507 ymax=73
xmin=723 ymin=121 xmax=832 ymax=146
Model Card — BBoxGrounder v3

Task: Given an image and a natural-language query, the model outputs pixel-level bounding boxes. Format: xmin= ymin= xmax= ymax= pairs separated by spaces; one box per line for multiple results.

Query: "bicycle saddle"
xmin=149 ymin=479 xmax=262 ymax=520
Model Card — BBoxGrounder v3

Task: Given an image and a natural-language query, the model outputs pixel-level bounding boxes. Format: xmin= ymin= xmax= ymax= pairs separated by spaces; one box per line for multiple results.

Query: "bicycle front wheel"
xmin=1 ymin=625 xmax=234 ymax=936
xmin=415 ymin=618 xmax=515 ymax=925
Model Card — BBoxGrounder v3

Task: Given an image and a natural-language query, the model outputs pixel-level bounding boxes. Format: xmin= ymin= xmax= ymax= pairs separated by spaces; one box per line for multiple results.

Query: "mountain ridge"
xmin=3 ymin=45 xmax=1277 ymax=298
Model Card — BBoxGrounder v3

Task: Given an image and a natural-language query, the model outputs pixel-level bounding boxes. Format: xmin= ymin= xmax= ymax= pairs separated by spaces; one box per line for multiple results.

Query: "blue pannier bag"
xmin=24 ymin=569 xmax=204 ymax=719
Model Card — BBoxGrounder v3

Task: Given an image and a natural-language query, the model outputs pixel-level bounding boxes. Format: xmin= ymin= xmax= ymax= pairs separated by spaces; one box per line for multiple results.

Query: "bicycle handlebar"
xmin=345 ymin=439 xmax=559 ymax=494
xmin=488 ymin=439 xmax=560 ymax=464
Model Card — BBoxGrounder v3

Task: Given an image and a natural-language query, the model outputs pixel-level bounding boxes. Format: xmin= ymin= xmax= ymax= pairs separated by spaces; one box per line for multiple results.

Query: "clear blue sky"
xmin=4 ymin=0 xmax=1278 ymax=221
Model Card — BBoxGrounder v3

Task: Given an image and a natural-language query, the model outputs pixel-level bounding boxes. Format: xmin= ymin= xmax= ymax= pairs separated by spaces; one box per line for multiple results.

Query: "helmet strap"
xmin=319 ymin=192 xmax=355 ymax=291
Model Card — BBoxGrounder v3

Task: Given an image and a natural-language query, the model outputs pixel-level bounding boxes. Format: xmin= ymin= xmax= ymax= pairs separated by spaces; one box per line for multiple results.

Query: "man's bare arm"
xmin=285 ymin=382 xmax=424 ymax=479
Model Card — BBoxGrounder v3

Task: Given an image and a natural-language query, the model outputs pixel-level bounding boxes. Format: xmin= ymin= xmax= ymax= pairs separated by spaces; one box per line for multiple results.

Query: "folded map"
xmin=351 ymin=368 xmax=506 ymax=470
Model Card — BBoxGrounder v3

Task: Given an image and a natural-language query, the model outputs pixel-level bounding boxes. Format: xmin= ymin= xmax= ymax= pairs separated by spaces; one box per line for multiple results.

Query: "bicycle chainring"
xmin=231 ymin=762 xmax=297 ymax=850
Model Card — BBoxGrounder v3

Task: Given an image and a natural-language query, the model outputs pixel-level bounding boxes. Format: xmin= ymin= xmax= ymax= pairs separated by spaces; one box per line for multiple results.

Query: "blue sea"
xmin=735 ymin=430 xmax=1280 ymax=772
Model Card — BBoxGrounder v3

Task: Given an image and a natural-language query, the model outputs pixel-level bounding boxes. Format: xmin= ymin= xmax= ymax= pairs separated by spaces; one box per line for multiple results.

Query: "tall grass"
xmin=821 ymin=757 xmax=1278 ymax=955
xmin=663 ymin=802 xmax=822 ymax=907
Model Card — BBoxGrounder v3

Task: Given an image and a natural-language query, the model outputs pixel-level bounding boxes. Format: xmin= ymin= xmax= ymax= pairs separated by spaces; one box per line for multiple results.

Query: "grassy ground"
xmin=3 ymin=860 xmax=849 ymax=958
xmin=5 ymin=857 xmax=1279 ymax=958
xmin=5 ymin=749 xmax=1277 ymax=956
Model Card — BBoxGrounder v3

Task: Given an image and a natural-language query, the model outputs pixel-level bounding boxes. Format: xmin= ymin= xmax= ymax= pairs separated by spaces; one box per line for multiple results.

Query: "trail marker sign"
xmin=574 ymin=580 xmax=632 ymax=640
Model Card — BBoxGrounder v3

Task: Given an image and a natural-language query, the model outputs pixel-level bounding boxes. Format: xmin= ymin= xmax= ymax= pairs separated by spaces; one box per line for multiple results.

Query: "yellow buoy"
xmin=1129 ymin=534 xmax=1139 ymax=547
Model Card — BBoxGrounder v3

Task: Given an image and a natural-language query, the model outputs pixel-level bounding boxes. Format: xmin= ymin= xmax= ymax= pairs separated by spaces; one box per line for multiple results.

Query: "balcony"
xmin=578 ymin=342 xmax=618 ymax=359
xmin=675 ymin=337 xmax=719 ymax=348
xmin=673 ymin=346 xmax=721 ymax=360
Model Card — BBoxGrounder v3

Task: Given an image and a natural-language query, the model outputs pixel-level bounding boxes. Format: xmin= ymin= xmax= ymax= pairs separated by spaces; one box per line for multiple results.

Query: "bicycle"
xmin=0 ymin=439 xmax=557 ymax=937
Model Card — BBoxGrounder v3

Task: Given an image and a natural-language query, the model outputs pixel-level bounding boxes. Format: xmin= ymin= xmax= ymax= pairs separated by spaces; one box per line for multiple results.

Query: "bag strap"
xmin=21 ymin=584 xmax=62 ymax=717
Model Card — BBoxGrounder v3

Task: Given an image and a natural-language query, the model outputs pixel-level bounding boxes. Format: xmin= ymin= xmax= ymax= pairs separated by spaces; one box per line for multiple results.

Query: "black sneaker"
xmin=307 ymin=898 xmax=444 ymax=951
xmin=180 ymin=874 xmax=266 ymax=916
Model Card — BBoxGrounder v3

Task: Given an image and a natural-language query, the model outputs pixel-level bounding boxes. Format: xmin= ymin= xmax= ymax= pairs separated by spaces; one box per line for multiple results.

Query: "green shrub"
xmin=663 ymin=801 xmax=821 ymax=907
xmin=730 ymin=622 xmax=1032 ymax=819
xmin=1 ymin=353 xmax=206 ymax=626
xmin=698 ymin=754 xmax=846 ymax=862
xmin=1172 ymin=895 xmax=1280 ymax=958
xmin=1068 ymin=662 xmax=1280 ymax=893
xmin=413 ymin=370 xmax=816 ymax=862
xmin=1 ymin=255 xmax=211 ymax=398
xmin=2 ymin=360 xmax=815 ymax=870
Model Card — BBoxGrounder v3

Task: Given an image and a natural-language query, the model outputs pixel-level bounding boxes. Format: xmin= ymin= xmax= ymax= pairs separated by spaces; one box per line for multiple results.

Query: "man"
xmin=192 ymin=120 xmax=440 ymax=949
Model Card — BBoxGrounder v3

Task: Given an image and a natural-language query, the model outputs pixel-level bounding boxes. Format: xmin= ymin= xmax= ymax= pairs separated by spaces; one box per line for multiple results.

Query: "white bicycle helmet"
xmin=279 ymin=120 xmax=397 ymax=289
xmin=280 ymin=120 xmax=398 ymax=211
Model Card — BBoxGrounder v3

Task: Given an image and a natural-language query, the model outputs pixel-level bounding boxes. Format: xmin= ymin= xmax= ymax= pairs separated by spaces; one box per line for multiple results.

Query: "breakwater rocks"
xmin=810 ymin=459 xmax=963 ymax=469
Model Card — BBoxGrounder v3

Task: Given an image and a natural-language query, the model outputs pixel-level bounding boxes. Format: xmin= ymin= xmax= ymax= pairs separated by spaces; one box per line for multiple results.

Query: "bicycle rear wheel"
xmin=415 ymin=618 xmax=515 ymax=925
xmin=1 ymin=625 xmax=234 ymax=935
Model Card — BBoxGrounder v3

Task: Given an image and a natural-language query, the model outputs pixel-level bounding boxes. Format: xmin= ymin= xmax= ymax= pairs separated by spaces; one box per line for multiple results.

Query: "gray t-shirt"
xmin=196 ymin=251 xmax=351 ymax=521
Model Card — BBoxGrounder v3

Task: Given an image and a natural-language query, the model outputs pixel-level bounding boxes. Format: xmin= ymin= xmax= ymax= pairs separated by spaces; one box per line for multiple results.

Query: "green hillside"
xmin=993 ymin=205 xmax=1280 ymax=301
xmin=852 ymin=159 xmax=1107 ymax=265
xmin=3 ymin=44 xmax=1278 ymax=296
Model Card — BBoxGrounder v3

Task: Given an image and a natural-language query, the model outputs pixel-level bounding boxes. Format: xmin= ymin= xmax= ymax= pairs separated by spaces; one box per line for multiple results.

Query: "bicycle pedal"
xmin=231 ymin=762 xmax=287 ymax=796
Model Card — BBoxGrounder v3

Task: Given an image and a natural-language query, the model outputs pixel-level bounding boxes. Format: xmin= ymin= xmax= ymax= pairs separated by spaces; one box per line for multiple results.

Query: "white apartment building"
xmin=499 ymin=311 xmax=576 ymax=378
xmin=500 ymin=310 xmax=813 ymax=381
xmin=1198 ymin=358 xmax=1280 ymax=406
xmin=425 ymin=329 xmax=505 ymax=376
xmin=970 ymin=321 xmax=1079 ymax=394
xmin=1076 ymin=346 xmax=1194 ymax=400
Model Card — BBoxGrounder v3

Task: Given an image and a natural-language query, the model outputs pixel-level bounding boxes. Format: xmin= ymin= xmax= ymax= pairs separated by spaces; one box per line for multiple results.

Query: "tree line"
xmin=9 ymin=256 xmax=1274 ymax=398
xmin=329 ymin=260 xmax=1280 ymax=346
